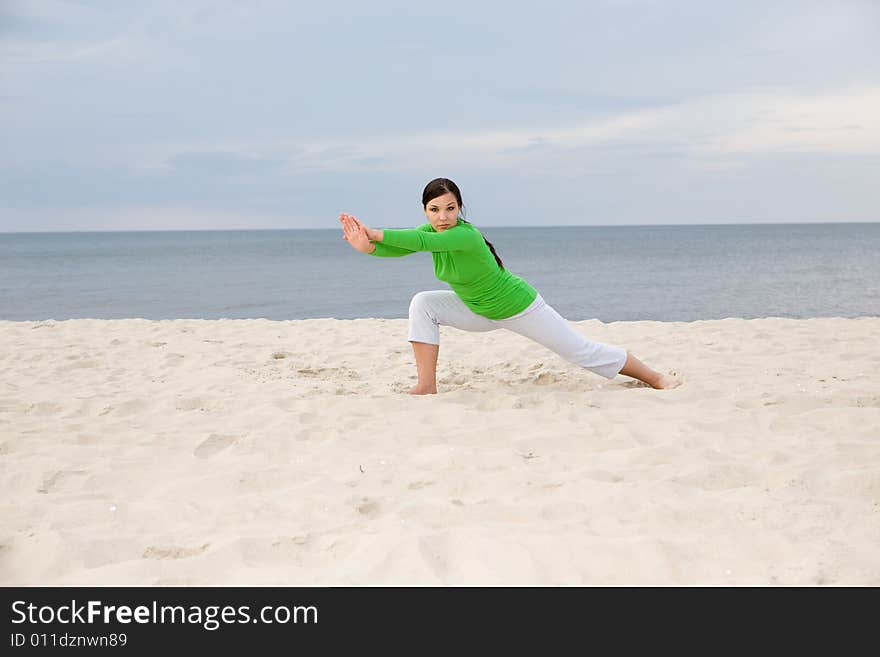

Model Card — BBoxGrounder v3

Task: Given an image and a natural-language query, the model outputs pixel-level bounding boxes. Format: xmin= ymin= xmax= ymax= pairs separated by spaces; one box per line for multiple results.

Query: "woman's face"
xmin=423 ymin=192 xmax=460 ymax=231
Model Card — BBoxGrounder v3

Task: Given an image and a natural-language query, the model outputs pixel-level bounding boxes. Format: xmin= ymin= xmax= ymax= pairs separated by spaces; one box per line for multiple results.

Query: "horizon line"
xmin=2 ymin=219 xmax=879 ymax=235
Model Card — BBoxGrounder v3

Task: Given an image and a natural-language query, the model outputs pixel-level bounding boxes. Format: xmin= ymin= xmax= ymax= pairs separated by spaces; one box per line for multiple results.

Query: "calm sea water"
xmin=1 ymin=223 xmax=878 ymax=322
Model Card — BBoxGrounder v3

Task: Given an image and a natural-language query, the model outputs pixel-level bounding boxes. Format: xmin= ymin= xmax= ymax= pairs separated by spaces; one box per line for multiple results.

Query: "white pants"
xmin=408 ymin=290 xmax=628 ymax=380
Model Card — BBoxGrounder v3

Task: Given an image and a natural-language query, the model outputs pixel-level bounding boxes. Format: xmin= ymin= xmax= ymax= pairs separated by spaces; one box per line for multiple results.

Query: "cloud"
xmin=209 ymin=83 xmax=879 ymax=176
xmin=165 ymin=150 xmax=286 ymax=177
xmin=695 ymin=85 xmax=880 ymax=156
xmin=0 ymin=35 xmax=141 ymax=64
xmin=0 ymin=204 xmax=297 ymax=232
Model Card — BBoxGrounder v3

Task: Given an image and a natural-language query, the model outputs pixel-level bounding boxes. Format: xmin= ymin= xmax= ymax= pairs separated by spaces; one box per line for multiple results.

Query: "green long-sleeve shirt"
xmin=368 ymin=218 xmax=538 ymax=320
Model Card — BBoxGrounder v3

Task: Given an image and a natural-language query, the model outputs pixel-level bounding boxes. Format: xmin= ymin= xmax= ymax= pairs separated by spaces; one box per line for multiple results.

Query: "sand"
xmin=1 ymin=316 xmax=878 ymax=585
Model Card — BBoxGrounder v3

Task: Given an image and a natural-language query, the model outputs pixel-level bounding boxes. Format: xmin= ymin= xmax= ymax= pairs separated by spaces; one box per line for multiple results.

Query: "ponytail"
xmin=459 ymin=219 xmax=504 ymax=270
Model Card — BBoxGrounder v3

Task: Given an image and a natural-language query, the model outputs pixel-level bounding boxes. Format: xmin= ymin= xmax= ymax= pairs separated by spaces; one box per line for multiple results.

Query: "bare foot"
xmin=407 ymin=385 xmax=437 ymax=395
xmin=652 ymin=371 xmax=683 ymax=390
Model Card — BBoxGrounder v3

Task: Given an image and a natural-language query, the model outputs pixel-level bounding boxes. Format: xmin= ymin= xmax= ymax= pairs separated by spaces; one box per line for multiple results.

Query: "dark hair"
xmin=422 ymin=177 xmax=504 ymax=270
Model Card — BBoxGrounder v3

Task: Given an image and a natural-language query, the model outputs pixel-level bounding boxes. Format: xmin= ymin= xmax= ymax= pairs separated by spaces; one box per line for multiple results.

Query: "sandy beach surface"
xmin=1 ymin=316 xmax=878 ymax=586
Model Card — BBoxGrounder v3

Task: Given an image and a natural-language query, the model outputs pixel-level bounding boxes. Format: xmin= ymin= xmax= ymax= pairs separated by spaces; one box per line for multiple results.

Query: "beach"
xmin=1 ymin=316 xmax=878 ymax=586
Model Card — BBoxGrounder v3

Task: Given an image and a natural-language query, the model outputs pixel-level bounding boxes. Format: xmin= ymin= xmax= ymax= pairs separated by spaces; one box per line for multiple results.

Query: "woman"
xmin=339 ymin=177 xmax=681 ymax=395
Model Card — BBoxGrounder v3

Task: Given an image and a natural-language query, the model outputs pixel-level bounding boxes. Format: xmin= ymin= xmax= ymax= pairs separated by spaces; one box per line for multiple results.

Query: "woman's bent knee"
xmin=409 ymin=290 xmax=446 ymax=317
xmin=408 ymin=291 xmax=429 ymax=314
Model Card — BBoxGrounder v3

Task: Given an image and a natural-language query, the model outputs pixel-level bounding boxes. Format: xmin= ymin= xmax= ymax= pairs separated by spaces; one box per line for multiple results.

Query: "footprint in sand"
xmin=272 ymin=535 xmax=309 ymax=548
xmin=193 ymin=433 xmax=241 ymax=458
xmin=511 ymin=395 xmax=542 ymax=409
xmin=108 ymin=399 xmax=151 ymax=417
xmin=296 ymin=366 xmax=362 ymax=381
xmin=28 ymin=401 xmax=64 ymax=416
xmin=176 ymin=397 xmax=221 ymax=412
xmin=583 ymin=469 xmax=624 ymax=483
xmin=620 ymin=379 xmax=651 ymax=389
xmin=356 ymin=497 xmax=381 ymax=517
xmin=38 ymin=469 xmax=88 ymax=493
xmin=672 ymin=464 xmax=759 ymax=491
xmin=532 ymin=371 xmax=564 ymax=385
xmin=163 ymin=353 xmax=186 ymax=367
xmin=142 ymin=543 xmax=210 ymax=560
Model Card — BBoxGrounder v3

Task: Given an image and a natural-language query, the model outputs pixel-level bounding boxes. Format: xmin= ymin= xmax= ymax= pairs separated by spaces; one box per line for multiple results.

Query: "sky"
xmin=1 ymin=0 xmax=879 ymax=231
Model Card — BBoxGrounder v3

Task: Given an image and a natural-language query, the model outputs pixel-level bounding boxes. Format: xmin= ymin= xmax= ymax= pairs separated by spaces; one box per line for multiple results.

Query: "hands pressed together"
xmin=339 ymin=213 xmax=378 ymax=254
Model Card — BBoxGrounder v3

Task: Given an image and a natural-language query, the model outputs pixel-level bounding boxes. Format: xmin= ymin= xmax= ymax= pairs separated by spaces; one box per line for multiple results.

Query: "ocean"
xmin=1 ymin=223 xmax=878 ymax=322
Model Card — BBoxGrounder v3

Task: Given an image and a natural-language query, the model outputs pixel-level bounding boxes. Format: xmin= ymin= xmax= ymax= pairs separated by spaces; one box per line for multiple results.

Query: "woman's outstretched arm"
xmin=339 ymin=213 xmax=428 ymax=257
xmin=342 ymin=213 xmax=478 ymax=253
